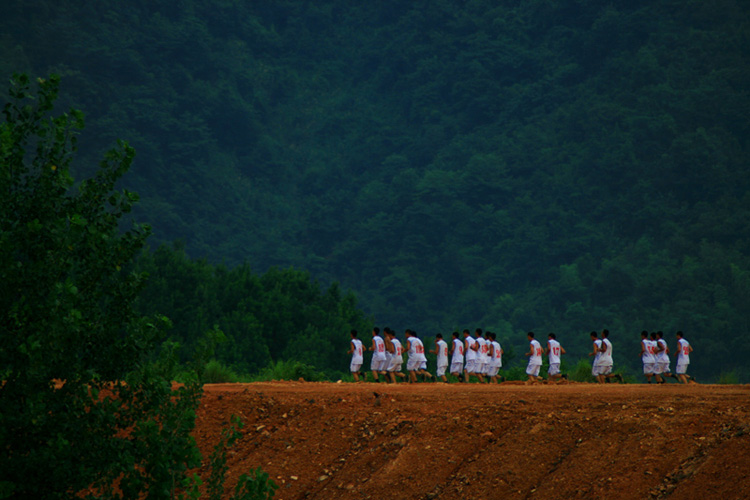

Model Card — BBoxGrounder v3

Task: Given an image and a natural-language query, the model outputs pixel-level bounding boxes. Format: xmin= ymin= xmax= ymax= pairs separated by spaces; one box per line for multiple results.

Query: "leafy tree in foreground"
xmin=0 ymin=75 xmax=275 ymax=499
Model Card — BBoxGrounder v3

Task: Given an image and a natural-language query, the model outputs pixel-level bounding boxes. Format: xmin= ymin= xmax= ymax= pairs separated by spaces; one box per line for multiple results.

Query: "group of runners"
xmin=348 ymin=327 xmax=695 ymax=384
xmin=638 ymin=330 xmax=695 ymax=384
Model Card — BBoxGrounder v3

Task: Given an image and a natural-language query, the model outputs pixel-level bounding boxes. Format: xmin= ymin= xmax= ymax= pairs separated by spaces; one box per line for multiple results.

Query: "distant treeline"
xmin=135 ymin=243 xmax=371 ymax=378
xmin=4 ymin=0 xmax=749 ymax=381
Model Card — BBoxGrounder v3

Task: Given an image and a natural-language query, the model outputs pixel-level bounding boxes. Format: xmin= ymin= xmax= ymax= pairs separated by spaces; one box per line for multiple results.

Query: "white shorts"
xmin=676 ymin=363 xmax=689 ymax=374
xmin=477 ymin=362 xmax=487 ymax=375
xmin=487 ymin=365 xmax=500 ymax=377
xmin=437 ymin=363 xmax=448 ymax=377
xmin=450 ymin=361 xmax=463 ymax=374
xmin=371 ymin=357 xmax=387 ymax=371
xmin=350 ymin=362 xmax=362 ymax=373
xmin=643 ymin=363 xmax=655 ymax=375
xmin=387 ymin=357 xmax=403 ymax=372
xmin=407 ymin=358 xmax=426 ymax=371
xmin=465 ymin=359 xmax=478 ymax=373
xmin=597 ymin=365 xmax=612 ymax=376
xmin=548 ymin=363 xmax=560 ymax=376
xmin=526 ymin=363 xmax=541 ymax=377
xmin=655 ymin=362 xmax=670 ymax=374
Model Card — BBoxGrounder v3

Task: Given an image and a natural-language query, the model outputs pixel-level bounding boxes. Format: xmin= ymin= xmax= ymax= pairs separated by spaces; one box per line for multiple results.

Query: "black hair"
xmin=475 ymin=328 xmax=483 ymax=335
xmin=463 ymin=329 xmax=470 ymax=334
xmin=676 ymin=330 xmax=684 ymax=338
xmin=528 ymin=331 xmax=535 ymax=338
xmin=641 ymin=331 xmax=649 ymax=338
xmin=351 ymin=330 xmax=358 ymax=337
xmin=590 ymin=331 xmax=598 ymax=338
xmin=548 ymin=332 xmax=556 ymax=340
xmin=657 ymin=331 xmax=664 ymax=339
xmin=489 ymin=332 xmax=496 ymax=340
xmin=650 ymin=332 xmax=657 ymax=340
xmin=373 ymin=327 xmax=380 ymax=334
xmin=436 ymin=333 xmax=443 ymax=339
xmin=601 ymin=330 xmax=609 ymax=338
xmin=452 ymin=331 xmax=460 ymax=338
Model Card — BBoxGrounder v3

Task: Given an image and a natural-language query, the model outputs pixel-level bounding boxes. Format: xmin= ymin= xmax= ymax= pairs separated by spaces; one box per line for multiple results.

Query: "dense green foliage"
xmin=0 ymin=76 xmax=274 ymax=499
xmin=3 ymin=1 xmax=749 ymax=380
xmin=135 ymin=243 xmax=371 ymax=378
xmin=0 ymin=74 xmax=198 ymax=498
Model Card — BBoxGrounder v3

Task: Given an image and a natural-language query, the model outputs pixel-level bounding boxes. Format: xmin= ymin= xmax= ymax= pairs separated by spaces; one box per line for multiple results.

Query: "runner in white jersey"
xmin=589 ymin=331 xmax=604 ymax=382
xmin=640 ymin=331 xmax=657 ymax=383
xmin=484 ymin=331 xmax=494 ymax=377
xmin=430 ymin=333 xmax=449 ymax=382
xmin=655 ymin=331 xmax=676 ymax=382
xmin=525 ymin=332 xmax=543 ymax=383
xmin=487 ymin=331 xmax=504 ymax=383
xmin=449 ymin=331 xmax=464 ymax=380
xmin=463 ymin=329 xmax=480 ymax=383
xmin=545 ymin=332 xmax=566 ymax=383
xmin=405 ymin=330 xmax=433 ymax=382
xmin=347 ymin=330 xmax=364 ymax=381
xmin=474 ymin=329 xmax=487 ymax=383
xmin=675 ymin=331 xmax=694 ymax=384
xmin=383 ymin=327 xmax=394 ymax=377
xmin=483 ymin=330 xmax=494 ymax=377
xmin=369 ymin=327 xmax=387 ymax=382
xmin=385 ymin=328 xmax=406 ymax=382
xmin=649 ymin=332 xmax=665 ymax=383
xmin=598 ymin=329 xmax=623 ymax=383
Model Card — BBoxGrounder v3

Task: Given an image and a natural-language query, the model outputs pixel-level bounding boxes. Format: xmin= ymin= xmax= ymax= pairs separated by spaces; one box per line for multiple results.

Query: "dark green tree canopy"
xmin=0 ymin=74 xmax=204 ymax=499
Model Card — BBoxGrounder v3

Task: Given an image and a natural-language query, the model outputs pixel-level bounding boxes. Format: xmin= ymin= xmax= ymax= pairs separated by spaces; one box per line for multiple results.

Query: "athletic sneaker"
xmin=615 ymin=373 xmax=624 ymax=383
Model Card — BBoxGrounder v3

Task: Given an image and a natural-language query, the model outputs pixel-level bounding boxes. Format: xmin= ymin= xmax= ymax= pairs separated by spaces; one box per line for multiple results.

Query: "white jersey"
xmin=436 ymin=339 xmax=449 ymax=366
xmin=491 ymin=340 xmax=502 ymax=367
xmin=642 ymin=339 xmax=657 ymax=363
xmin=476 ymin=337 xmax=488 ymax=364
xmin=451 ymin=338 xmax=464 ymax=363
xmin=656 ymin=338 xmax=669 ymax=363
xmin=482 ymin=338 xmax=492 ymax=363
xmin=408 ymin=337 xmax=427 ymax=362
xmin=372 ymin=335 xmax=387 ymax=360
xmin=547 ymin=339 xmax=562 ymax=365
xmin=677 ymin=338 xmax=690 ymax=365
xmin=391 ymin=339 xmax=404 ymax=362
xmin=600 ymin=338 xmax=613 ymax=366
xmin=351 ymin=339 xmax=364 ymax=364
xmin=592 ymin=339 xmax=603 ymax=366
xmin=529 ymin=339 xmax=543 ymax=366
xmin=465 ymin=336 xmax=477 ymax=361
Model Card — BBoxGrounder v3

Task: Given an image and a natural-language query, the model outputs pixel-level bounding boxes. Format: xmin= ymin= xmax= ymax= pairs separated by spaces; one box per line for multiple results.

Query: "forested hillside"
xmin=3 ymin=0 xmax=749 ymax=380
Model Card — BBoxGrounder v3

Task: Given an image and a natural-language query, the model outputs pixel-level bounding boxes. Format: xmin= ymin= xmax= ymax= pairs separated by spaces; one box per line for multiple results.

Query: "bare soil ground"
xmin=195 ymin=381 xmax=750 ymax=500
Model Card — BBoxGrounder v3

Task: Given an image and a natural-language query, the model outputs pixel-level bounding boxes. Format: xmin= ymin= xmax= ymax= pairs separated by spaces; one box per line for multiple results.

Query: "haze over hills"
xmin=3 ymin=0 xmax=749 ymax=380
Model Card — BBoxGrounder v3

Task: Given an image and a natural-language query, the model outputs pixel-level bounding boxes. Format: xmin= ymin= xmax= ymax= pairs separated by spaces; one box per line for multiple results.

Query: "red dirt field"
xmin=194 ymin=382 xmax=750 ymax=500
